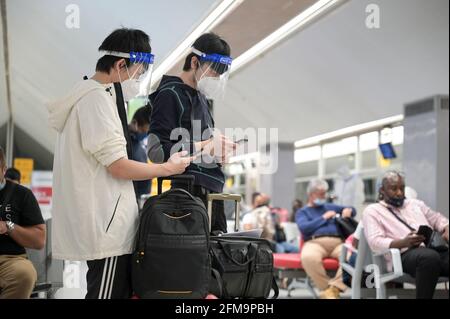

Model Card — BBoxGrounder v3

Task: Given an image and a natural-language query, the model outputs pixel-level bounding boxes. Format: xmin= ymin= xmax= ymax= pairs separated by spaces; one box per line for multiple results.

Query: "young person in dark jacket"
xmin=129 ymin=106 xmax=153 ymax=198
xmin=148 ymin=33 xmax=236 ymax=234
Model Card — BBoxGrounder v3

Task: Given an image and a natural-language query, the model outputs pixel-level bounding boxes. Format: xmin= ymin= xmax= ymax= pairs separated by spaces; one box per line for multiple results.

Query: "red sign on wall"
xmin=32 ymin=186 xmax=53 ymax=205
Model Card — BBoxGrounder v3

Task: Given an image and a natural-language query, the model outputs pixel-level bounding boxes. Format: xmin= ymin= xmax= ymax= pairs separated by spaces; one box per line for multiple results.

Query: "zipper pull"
xmin=136 ymin=251 xmax=145 ymax=264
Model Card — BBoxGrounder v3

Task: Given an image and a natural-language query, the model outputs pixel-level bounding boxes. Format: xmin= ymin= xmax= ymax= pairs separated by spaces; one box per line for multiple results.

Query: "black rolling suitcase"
xmin=208 ymin=194 xmax=279 ymax=299
xmin=131 ymin=175 xmax=211 ymax=299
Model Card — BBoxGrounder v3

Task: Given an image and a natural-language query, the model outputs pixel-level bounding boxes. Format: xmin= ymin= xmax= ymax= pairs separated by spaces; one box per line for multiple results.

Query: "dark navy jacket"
xmin=295 ymin=203 xmax=356 ymax=241
xmin=148 ymin=75 xmax=225 ymax=193
xmin=130 ymin=130 xmax=151 ymax=197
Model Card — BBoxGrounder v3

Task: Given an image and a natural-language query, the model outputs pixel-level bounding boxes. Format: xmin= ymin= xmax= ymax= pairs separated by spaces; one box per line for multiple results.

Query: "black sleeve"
xmin=148 ymin=90 xmax=195 ymax=163
xmin=20 ymin=190 xmax=45 ymax=226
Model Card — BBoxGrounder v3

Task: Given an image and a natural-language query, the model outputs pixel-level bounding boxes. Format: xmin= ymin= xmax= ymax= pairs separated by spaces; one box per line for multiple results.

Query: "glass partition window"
xmin=325 ymin=154 xmax=355 ymax=175
xmin=296 ymin=160 xmax=319 ymax=178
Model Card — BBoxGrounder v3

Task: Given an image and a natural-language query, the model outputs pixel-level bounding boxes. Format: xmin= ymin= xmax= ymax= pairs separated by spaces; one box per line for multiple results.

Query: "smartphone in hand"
xmin=234 ymin=138 xmax=249 ymax=144
xmin=416 ymin=225 xmax=433 ymax=246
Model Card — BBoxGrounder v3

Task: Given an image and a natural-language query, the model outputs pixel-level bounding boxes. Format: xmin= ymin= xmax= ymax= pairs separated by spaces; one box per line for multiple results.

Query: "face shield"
xmin=192 ymin=47 xmax=232 ymax=101
xmin=100 ymin=50 xmax=155 ymax=104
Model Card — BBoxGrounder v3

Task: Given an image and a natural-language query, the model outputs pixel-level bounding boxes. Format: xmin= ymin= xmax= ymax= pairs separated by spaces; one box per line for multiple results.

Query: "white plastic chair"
xmin=340 ymin=231 xmax=376 ymax=299
xmin=341 ymin=228 xmax=449 ymax=299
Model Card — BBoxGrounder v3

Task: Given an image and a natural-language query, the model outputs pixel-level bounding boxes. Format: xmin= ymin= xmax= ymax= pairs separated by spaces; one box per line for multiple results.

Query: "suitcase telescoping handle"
xmin=157 ymin=175 xmax=195 ymax=195
xmin=207 ymin=194 xmax=242 ymax=232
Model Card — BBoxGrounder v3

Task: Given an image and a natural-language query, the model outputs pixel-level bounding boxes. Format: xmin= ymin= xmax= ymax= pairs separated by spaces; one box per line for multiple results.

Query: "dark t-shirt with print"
xmin=0 ymin=180 xmax=44 ymax=255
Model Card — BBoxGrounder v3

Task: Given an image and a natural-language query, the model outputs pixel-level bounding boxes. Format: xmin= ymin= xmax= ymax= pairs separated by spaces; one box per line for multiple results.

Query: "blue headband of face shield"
xmin=100 ymin=50 xmax=154 ymax=66
xmin=191 ymin=48 xmax=232 ymax=74
xmin=129 ymin=52 xmax=154 ymax=64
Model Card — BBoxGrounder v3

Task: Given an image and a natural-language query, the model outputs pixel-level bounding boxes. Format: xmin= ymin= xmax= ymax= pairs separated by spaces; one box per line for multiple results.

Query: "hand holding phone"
xmin=416 ymin=225 xmax=433 ymax=246
xmin=191 ymin=135 xmax=240 ymax=160
xmin=234 ymin=138 xmax=249 ymax=144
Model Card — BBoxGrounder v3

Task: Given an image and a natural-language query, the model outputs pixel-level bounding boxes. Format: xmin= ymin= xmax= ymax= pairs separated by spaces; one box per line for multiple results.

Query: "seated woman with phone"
xmin=363 ymin=171 xmax=449 ymax=299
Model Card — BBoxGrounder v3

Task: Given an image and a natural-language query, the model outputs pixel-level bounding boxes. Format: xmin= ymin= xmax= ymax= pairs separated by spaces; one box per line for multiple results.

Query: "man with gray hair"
xmin=363 ymin=170 xmax=448 ymax=299
xmin=296 ymin=178 xmax=356 ymax=299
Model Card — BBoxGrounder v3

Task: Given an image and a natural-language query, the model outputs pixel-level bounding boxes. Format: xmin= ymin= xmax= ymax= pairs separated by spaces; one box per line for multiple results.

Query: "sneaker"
xmin=319 ymin=286 xmax=341 ymax=299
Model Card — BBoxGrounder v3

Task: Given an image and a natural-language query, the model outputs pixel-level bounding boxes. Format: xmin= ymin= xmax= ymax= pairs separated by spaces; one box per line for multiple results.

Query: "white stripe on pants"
xmin=98 ymin=257 xmax=117 ymax=299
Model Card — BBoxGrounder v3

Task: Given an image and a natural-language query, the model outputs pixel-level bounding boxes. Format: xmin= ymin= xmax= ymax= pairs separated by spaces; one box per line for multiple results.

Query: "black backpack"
xmin=131 ymin=176 xmax=211 ymax=299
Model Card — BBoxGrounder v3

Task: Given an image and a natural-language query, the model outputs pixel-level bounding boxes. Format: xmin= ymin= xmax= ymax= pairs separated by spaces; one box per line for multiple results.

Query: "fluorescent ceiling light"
xmin=295 ymin=115 xmax=404 ymax=148
xmin=295 ymin=146 xmax=321 ymax=163
xmin=359 ymin=131 xmax=379 ymax=152
xmin=151 ymin=0 xmax=243 ymax=87
xmin=322 ymin=136 xmax=357 ymax=158
xmin=391 ymin=126 xmax=404 ymax=145
xmin=231 ymin=0 xmax=343 ymax=74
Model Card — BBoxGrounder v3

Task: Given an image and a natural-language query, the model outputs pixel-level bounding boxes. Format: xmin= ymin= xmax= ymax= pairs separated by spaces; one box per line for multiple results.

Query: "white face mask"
xmin=117 ymin=63 xmax=142 ymax=102
xmin=197 ymin=76 xmax=221 ymax=100
xmin=121 ymin=79 xmax=140 ymax=102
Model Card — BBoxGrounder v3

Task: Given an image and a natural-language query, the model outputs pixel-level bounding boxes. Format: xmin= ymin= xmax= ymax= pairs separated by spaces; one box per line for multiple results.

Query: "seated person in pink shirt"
xmin=363 ymin=171 xmax=449 ymax=299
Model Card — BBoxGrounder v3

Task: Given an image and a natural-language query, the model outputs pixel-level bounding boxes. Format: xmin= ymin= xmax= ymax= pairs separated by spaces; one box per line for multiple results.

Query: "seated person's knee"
xmin=418 ymin=248 xmax=441 ymax=266
xmin=301 ymin=251 xmax=321 ymax=265
xmin=11 ymin=260 xmax=37 ymax=289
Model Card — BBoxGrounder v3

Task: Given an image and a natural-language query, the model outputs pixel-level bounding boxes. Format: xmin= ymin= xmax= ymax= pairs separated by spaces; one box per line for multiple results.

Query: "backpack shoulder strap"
xmin=113 ymin=82 xmax=133 ymax=160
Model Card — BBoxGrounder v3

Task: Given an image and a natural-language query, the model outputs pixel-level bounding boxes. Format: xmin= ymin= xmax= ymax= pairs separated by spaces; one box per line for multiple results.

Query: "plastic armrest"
xmin=372 ymin=248 xmax=404 ymax=282
xmin=340 ymin=243 xmax=357 ymax=275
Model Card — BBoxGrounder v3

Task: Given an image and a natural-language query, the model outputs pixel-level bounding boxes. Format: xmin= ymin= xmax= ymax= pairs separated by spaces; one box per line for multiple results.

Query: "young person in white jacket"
xmin=47 ymin=28 xmax=194 ymax=299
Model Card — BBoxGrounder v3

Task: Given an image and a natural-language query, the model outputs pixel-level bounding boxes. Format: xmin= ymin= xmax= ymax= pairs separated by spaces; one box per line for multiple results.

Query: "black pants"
xmin=192 ymin=185 xmax=227 ymax=234
xmin=86 ymin=254 xmax=132 ymax=299
xmin=401 ymin=247 xmax=449 ymax=299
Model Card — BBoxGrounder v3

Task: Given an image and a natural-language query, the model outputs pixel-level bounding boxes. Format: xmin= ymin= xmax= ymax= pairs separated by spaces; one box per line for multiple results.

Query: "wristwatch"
xmin=6 ymin=221 xmax=15 ymax=234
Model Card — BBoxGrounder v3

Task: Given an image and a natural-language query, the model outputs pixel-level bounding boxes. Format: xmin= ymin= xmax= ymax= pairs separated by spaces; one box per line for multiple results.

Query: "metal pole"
xmin=1 ymin=0 xmax=13 ymax=167
xmin=6 ymin=117 xmax=13 ymax=166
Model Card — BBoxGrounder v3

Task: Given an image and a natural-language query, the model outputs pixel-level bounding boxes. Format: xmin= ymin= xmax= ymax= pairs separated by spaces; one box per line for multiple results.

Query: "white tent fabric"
xmin=217 ymin=0 xmax=449 ymax=143
xmin=0 ymin=0 xmax=219 ymax=152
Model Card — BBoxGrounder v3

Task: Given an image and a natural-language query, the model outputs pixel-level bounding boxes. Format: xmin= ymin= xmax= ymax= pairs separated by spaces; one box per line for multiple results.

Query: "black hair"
xmin=132 ymin=105 xmax=152 ymax=127
xmin=5 ymin=167 xmax=21 ymax=183
xmin=0 ymin=146 xmax=4 ymax=167
xmin=291 ymin=199 xmax=303 ymax=222
xmin=293 ymin=199 xmax=303 ymax=210
xmin=183 ymin=33 xmax=231 ymax=72
xmin=96 ymin=28 xmax=151 ymax=73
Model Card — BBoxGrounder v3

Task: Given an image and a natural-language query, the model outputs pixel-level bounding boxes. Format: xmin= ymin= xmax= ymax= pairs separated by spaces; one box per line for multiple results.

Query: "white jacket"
xmin=47 ymin=79 xmax=138 ymax=261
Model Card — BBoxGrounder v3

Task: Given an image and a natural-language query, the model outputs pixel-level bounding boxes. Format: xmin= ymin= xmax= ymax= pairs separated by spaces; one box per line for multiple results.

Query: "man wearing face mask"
xmin=148 ymin=33 xmax=236 ymax=234
xmin=0 ymin=147 xmax=46 ymax=299
xmin=296 ymin=179 xmax=356 ymax=299
xmin=128 ymin=106 xmax=153 ymax=199
xmin=47 ymin=28 xmax=193 ymax=299
xmin=363 ymin=171 xmax=449 ymax=299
